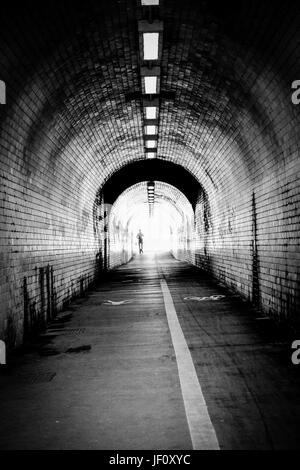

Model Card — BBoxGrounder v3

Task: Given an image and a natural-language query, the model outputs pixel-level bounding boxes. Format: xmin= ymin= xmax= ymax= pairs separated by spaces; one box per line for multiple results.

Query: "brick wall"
xmin=163 ymin=1 xmax=300 ymax=330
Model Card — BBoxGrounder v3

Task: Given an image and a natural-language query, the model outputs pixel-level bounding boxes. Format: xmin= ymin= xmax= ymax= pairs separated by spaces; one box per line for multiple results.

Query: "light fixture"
xmin=138 ymin=21 xmax=163 ymax=62
xmin=141 ymin=0 xmax=159 ymax=5
xmin=145 ymin=140 xmax=157 ymax=149
xmin=144 ymin=76 xmax=158 ymax=94
xmin=138 ymin=21 xmax=163 ymax=162
xmin=145 ymin=125 xmax=157 ymax=135
xmin=141 ymin=66 xmax=160 ymax=95
xmin=147 ymin=181 xmax=155 ymax=213
xmin=143 ymin=33 xmax=159 ymax=60
xmin=146 ymin=152 xmax=156 ymax=159
xmin=145 ymin=106 xmax=157 ymax=119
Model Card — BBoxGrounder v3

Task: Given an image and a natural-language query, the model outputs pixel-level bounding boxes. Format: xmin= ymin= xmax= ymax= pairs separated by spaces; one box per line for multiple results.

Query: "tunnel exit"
xmin=130 ymin=208 xmax=173 ymax=253
xmin=107 ymin=181 xmax=195 ymax=262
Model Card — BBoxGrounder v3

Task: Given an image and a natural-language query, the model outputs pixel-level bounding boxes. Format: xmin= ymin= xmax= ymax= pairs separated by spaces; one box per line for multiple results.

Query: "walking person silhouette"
xmin=137 ymin=229 xmax=144 ymax=254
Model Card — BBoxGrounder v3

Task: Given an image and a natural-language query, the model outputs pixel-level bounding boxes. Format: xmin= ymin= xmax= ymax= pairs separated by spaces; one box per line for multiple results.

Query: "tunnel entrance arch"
xmin=92 ymin=159 xmax=208 ymax=272
xmin=93 ymin=162 xmax=205 ymax=272
xmin=99 ymin=159 xmax=203 ymax=210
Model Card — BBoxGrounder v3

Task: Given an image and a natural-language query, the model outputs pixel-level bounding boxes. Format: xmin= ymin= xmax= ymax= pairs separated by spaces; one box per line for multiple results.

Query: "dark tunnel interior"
xmin=0 ymin=0 xmax=300 ymax=452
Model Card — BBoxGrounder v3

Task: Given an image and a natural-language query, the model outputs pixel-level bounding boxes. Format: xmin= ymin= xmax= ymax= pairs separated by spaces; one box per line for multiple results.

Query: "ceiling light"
xmin=143 ymin=32 xmax=159 ymax=60
xmin=138 ymin=21 xmax=163 ymax=62
xmin=144 ymin=76 xmax=157 ymax=94
xmin=146 ymin=152 xmax=156 ymax=159
xmin=145 ymin=106 xmax=157 ymax=119
xmin=145 ymin=140 xmax=157 ymax=149
xmin=145 ymin=125 xmax=156 ymax=135
xmin=141 ymin=0 xmax=159 ymax=5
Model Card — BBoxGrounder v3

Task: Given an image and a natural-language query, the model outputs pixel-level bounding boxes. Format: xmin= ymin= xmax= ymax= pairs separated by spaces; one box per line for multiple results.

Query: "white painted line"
xmin=160 ymin=279 xmax=220 ymax=450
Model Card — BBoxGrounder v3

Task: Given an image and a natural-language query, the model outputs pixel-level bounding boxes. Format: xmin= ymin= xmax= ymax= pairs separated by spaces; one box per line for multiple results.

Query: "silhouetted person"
xmin=137 ymin=229 xmax=144 ymax=254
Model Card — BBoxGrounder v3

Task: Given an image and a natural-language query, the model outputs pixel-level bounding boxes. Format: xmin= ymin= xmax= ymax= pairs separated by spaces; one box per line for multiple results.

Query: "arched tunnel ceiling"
xmin=0 ymin=0 xmax=299 ymax=202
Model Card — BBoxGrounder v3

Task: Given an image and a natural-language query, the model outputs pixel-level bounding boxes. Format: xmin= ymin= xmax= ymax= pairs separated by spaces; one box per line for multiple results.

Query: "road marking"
xmin=160 ymin=279 xmax=220 ymax=450
xmin=103 ymin=300 xmax=132 ymax=306
xmin=184 ymin=295 xmax=226 ymax=301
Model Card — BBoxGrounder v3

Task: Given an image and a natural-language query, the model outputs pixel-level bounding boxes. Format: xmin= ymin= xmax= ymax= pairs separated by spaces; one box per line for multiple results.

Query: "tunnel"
xmin=0 ymin=0 xmax=300 ymax=452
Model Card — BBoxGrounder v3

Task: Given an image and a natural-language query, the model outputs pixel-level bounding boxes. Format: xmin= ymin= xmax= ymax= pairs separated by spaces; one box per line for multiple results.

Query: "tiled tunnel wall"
xmin=107 ymin=209 xmax=133 ymax=271
xmin=0 ymin=0 xmax=299 ymax=348
xmin=174 ymin=162 xmax=300 ymax=328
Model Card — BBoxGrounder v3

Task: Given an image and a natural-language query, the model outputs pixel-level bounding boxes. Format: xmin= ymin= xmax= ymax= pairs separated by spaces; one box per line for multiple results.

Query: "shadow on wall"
xmin=23 ymin=265 xmax=56 ymax=344
xmin=194 ymin=191 xmax=212 ymax=273
xmin=20 ymin=265 xmax=96 ymax=349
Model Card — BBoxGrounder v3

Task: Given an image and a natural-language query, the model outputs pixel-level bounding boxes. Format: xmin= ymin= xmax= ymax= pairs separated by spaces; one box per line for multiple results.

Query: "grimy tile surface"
xmin=0 ymin=253 xmax=299 ymax=450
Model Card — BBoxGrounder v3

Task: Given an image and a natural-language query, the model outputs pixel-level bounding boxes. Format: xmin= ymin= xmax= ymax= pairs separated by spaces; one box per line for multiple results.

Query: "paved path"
xmin=0 ymin=253 xmax=299 ymax=449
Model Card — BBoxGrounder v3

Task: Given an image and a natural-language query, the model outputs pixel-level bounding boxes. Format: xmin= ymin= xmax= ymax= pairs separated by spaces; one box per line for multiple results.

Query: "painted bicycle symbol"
xmin=184 ymin=295 xmax=226 ymax=301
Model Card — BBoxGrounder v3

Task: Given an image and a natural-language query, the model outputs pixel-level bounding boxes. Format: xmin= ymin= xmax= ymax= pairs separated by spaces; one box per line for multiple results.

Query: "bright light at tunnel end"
xmin=109 ymin=181 xmax=194 ymax=257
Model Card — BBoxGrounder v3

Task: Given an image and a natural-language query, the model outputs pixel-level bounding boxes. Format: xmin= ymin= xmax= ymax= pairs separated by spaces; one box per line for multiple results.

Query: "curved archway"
xmin=100 ymin=159 xmax=203 ymax=209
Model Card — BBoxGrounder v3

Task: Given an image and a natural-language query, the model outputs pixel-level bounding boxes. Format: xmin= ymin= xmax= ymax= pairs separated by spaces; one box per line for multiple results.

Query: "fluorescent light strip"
xmin=143 ymin=32 xmax=159 ymax=60
xmin=146 ymin=152 xmax=156 ymax=159
xmin=145 ymin=140 xmax=157 ymax=149
xmin=145 ymin=106 xmax=157 ymax=119
xmin=144 ymin=76 xmax=157 ymax=94
xmin=141 ymin=0 xmax=159 ymax=5
xmin=145 ymin=125 xmax=156 ymax=135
